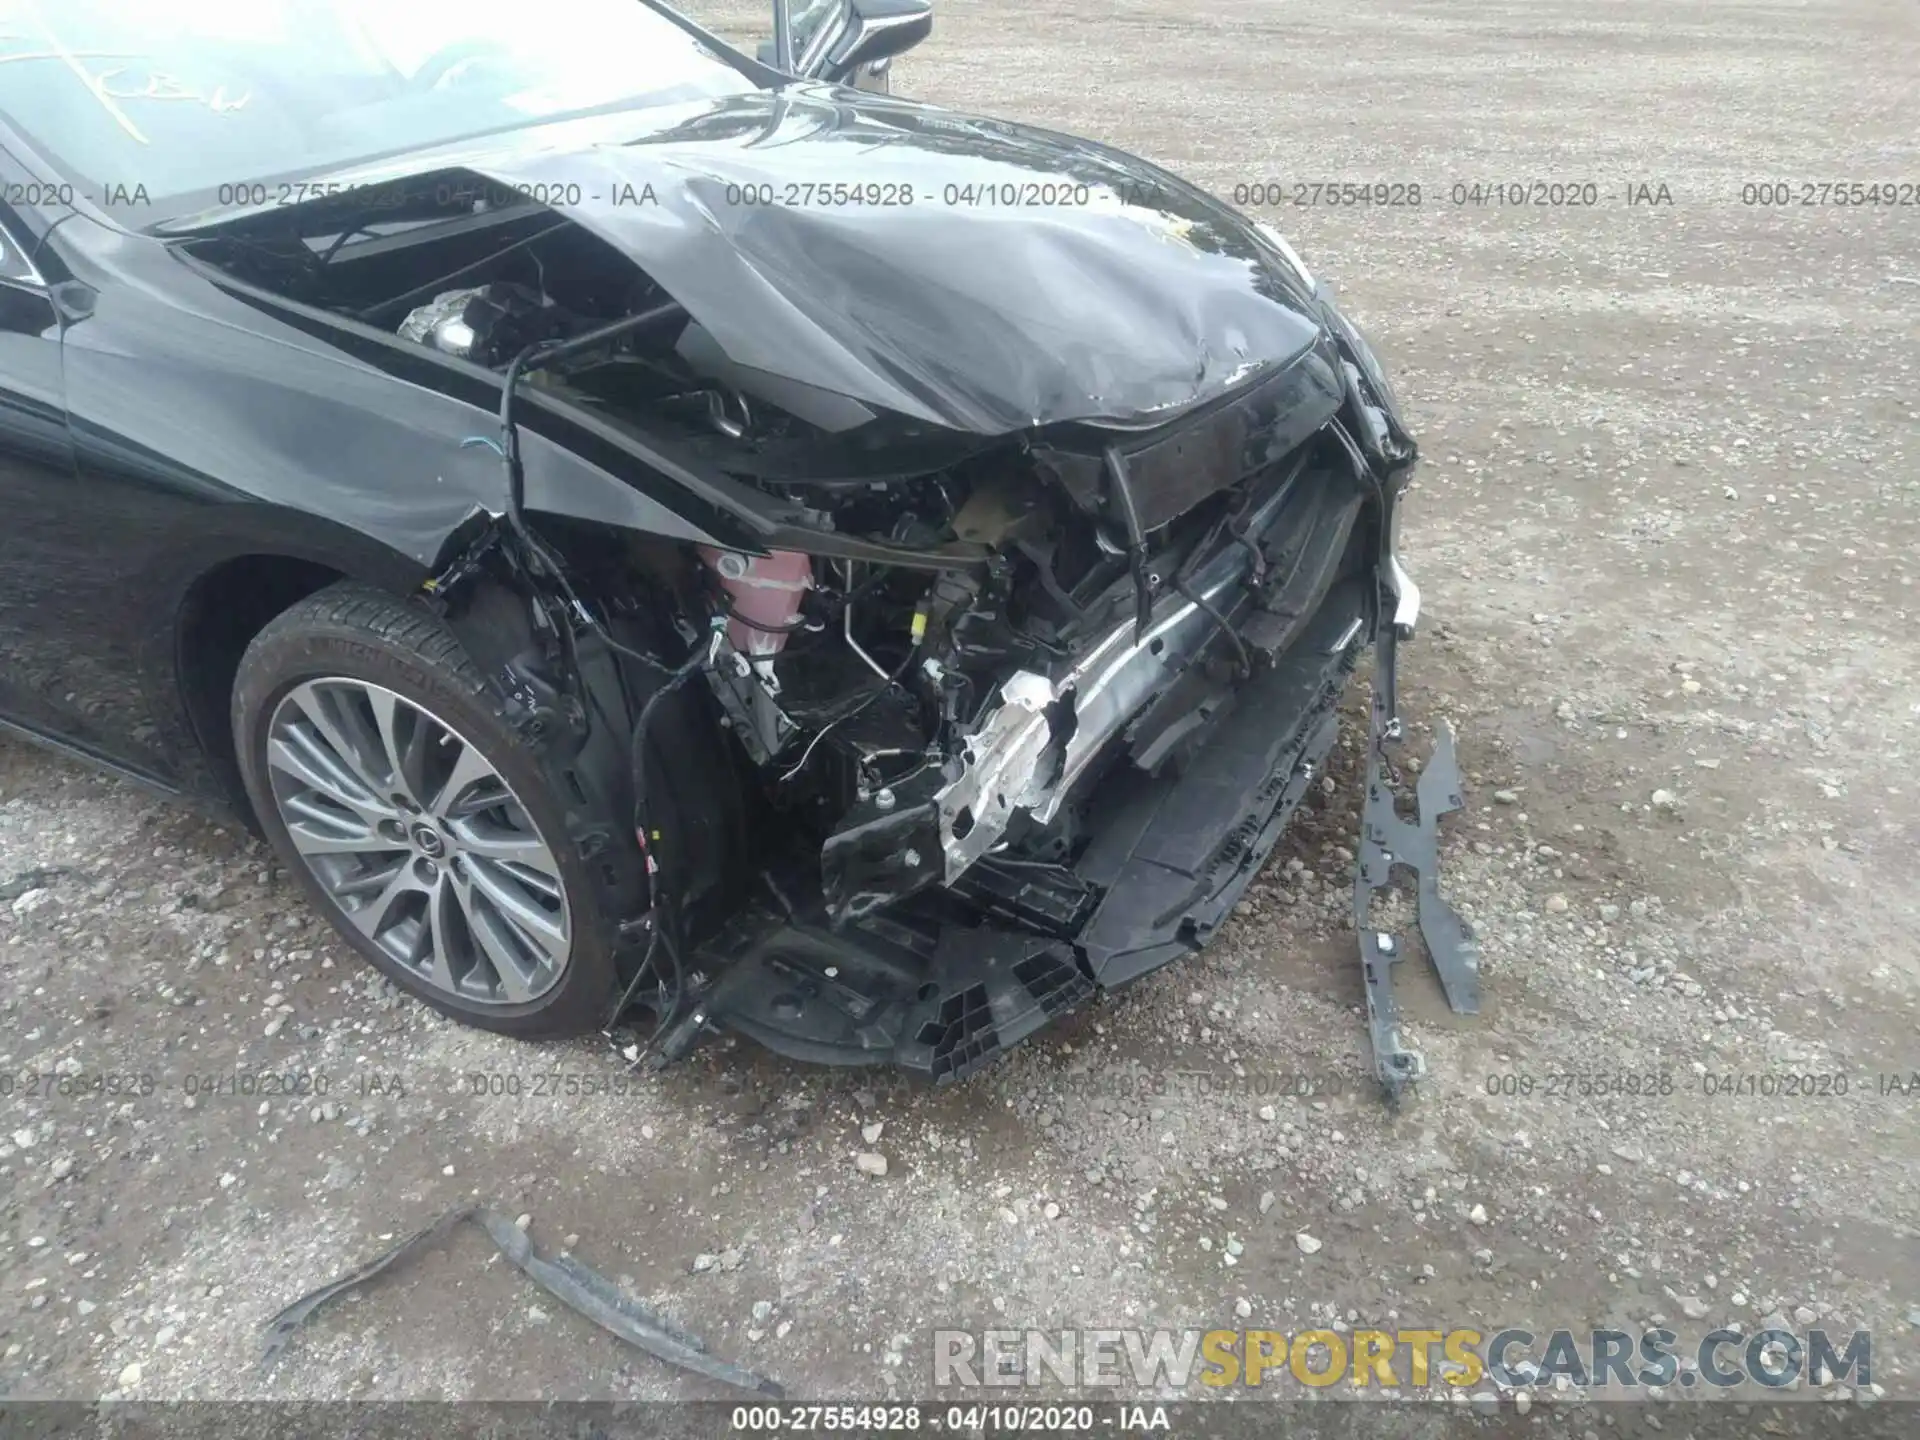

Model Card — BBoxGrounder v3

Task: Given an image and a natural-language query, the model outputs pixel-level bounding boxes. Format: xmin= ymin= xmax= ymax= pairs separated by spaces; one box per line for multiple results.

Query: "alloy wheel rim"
xmin=264 ymin=678 xmax=571 ymax=1006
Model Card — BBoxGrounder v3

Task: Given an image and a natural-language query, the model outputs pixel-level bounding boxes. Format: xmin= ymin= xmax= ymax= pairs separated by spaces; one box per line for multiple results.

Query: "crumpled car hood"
xmin=457 ymin=86 xmax=1325 ymax=434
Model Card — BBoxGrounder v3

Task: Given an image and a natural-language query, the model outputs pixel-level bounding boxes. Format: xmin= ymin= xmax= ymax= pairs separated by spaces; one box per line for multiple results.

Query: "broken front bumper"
xmin=686 ymin=579 xmax=1365 ymax=1083
xmin=678 ymin=443 xmax=1475 ymax=1095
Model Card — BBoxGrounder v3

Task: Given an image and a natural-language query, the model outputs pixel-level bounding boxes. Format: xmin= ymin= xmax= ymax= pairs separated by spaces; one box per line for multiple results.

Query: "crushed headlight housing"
xmin=1318 ymin=294 xmax=1403 ymax=424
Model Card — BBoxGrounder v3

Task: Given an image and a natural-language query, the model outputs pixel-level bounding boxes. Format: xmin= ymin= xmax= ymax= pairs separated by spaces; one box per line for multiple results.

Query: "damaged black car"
xmin=0 ymin=0 xmax=1474 ymax=1093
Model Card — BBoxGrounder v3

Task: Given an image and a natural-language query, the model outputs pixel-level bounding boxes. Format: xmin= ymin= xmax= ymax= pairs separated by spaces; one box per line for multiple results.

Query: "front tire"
xmin=232 ymin=583 xmax=621 ymax=1037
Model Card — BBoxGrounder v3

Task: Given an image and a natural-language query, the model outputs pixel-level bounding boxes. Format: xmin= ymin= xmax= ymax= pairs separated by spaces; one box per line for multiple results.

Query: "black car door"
xmin=0 ymin=183 xmax=183 ymax=784
xmin=0 ymin=202 xmax=91 ymax=748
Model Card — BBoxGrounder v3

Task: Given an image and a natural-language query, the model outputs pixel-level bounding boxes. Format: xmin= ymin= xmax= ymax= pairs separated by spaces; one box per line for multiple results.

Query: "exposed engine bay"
xmin=181 ymin=164 xmax=1476 ymax=1095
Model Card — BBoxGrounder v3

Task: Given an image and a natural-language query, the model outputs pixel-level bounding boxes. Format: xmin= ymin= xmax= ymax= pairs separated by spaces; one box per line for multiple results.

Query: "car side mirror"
xmin=825 ymin=0 xmax=932 ymax=82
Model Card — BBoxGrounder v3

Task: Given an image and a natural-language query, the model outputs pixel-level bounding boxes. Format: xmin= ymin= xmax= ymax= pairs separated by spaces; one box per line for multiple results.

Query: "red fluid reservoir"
xmin=698 ymin=547 xmax=812 ymax=659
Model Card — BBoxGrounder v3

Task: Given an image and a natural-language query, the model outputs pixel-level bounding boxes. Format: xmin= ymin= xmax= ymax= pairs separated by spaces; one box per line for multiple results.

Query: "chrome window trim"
xmin=0 ymin=219 xmax=46 ymax=289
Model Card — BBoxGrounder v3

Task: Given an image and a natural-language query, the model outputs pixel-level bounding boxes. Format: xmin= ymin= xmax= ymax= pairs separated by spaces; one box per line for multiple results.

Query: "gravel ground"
xmin=2 ymin=0 xmax=1916 ymax=1413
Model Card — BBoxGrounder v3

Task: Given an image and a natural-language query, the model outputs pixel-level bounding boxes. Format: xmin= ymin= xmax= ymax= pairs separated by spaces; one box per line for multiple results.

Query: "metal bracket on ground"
xmin=1353 ymin=622 xmax=1481 ymax=1104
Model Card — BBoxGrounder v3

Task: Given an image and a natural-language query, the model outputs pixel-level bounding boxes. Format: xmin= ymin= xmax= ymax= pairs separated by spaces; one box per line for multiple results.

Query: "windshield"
xmin=0 ymin=0 xmax=759 ymax=211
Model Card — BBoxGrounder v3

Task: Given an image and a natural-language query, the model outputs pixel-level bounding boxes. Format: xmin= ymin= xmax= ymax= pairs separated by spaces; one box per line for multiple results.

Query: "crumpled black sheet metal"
xmin=457 ymin=87 xmax=1325 ymax=434
xmin=260 ymin=1205 xmax=782 ymax=1397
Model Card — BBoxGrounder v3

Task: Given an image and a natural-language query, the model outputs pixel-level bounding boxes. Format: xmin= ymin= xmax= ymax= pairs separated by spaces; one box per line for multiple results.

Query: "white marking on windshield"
xmin=96 ymin=68 xmax=251 ymax=112
xmin=5 ymin=6 xmax=146 ymax=143
xmin=1 ymin=8 xmax=253 ymax=146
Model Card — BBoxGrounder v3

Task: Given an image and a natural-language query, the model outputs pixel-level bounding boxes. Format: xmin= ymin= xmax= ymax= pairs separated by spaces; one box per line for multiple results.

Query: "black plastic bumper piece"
xmin=1070 ymin=578 xmax=1366 ymax=987
xmin=692 ymin=905 xmax=1092 ymax=1083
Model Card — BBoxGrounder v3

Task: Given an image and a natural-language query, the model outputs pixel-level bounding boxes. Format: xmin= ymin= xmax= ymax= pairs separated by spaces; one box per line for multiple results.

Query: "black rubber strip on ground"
xmin=259 ymin=1204 xmax=783 ymax=1397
